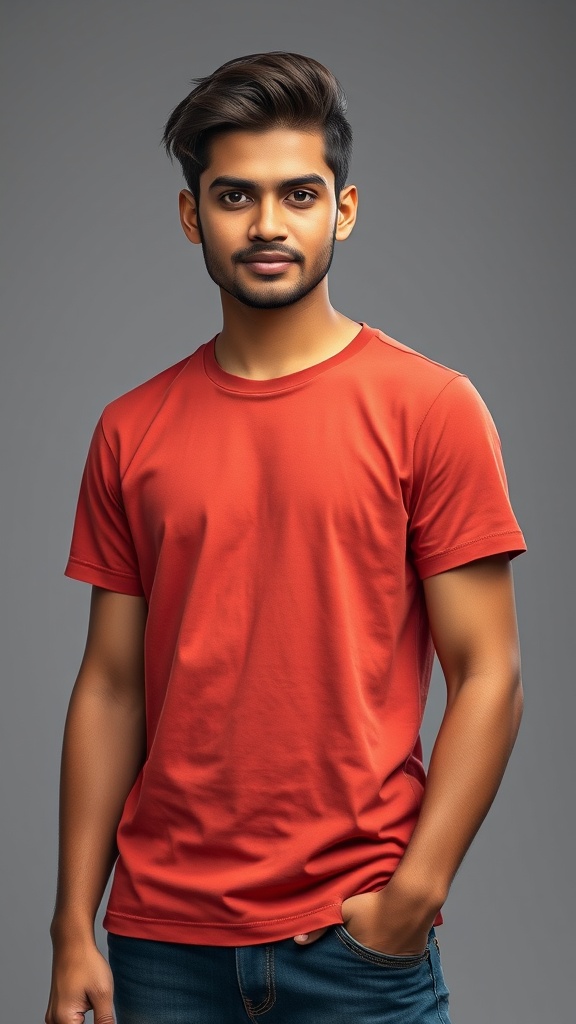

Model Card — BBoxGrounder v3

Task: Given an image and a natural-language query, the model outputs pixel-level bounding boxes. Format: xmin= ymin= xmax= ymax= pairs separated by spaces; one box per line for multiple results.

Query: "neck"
xmin=214 ymin=291 xmax=360 ymax=380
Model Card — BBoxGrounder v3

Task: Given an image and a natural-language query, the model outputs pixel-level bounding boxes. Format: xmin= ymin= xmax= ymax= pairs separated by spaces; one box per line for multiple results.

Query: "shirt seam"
xmin=375 ymin=332 xmax=465 ymax=374
xmin=100 ymin=354 xmax=195 ymax=487
xmin=407 ymin=373 xmax=467 ymax=513
xmin=415 ymin=529 xmax=524 ymax=562
xmin=412 ymin=373 xmax=467 ymax=446
xmin=104 ymin=902 xmax=343 ymax=927
xmin=96 ymin=416 xmax=127 ymax=515
xmin=66 ymin=555 xmax=141 ymax=580
xmin=203 ymin=326 xmax=377 ymax=396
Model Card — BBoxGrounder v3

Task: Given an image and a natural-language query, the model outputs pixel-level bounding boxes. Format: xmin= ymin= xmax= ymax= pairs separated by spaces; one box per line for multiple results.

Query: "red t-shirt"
xmin=64 ymin=321 xmax=527 ymax=945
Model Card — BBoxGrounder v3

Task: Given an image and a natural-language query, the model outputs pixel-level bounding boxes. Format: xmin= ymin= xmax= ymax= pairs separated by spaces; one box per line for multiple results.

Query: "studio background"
xmin=1 ymin=2 xmax=573 ymax=1021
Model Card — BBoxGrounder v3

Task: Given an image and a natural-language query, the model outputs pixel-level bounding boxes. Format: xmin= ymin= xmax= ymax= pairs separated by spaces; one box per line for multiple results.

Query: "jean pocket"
xmin=334 ymin=924 xmax=431 ymax=969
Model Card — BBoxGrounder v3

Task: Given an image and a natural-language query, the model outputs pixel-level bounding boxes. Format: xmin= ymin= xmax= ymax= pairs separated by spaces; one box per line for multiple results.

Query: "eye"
xmin=218 ymin=189 xmax=317 ymax=207
xmin=290 ymin=190 xmax=316 ymax=204
xmin=220 ymin=191 xmax=249 ymax=206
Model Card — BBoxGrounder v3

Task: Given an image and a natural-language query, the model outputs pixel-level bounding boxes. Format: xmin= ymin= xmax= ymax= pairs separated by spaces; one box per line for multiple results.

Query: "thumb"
xmin=294 ymin=927 xmax=329 ymax=944
xmin=90 ymin=994 xmax=115 ymax=1024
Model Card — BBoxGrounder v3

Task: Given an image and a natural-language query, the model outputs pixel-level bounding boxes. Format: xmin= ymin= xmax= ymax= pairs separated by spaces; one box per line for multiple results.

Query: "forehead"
xmin=201 ymin=127 xmax=333 ymax=187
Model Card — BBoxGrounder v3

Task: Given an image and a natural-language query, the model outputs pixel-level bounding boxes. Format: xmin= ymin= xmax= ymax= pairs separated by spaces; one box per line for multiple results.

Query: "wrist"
xmin=50 ymin=912 xmax=96 ymax=948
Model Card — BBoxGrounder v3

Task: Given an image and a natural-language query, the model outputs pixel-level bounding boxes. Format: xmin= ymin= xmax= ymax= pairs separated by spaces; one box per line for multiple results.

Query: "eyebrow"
xmin=208 ymin=174 xmax=329 ymax=193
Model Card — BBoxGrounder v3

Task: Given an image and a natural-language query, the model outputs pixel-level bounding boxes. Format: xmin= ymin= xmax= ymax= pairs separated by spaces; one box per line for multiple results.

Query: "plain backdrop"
xmin=1 ymin=2 xmax=574 ymax=1021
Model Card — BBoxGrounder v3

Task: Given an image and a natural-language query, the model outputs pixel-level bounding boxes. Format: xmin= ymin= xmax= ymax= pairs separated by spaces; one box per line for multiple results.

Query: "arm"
xmin=393 ymin=552 xmax=524 ymax=906
xmin=336 ymin=552 xmax=524 ymax=954
xmin=46 ymin=585 xmax=147 ymax=1024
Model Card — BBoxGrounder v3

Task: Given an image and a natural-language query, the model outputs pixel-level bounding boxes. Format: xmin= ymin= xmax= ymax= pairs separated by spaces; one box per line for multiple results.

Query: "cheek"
xmin=304 ymin=209 xmax=338 ymax=242
xmin=201 ymin=209 xmax=238 ymax=242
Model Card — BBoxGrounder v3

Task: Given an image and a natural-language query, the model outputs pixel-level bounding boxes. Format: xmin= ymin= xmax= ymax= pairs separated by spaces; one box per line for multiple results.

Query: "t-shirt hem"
xmin=103 ymin=904 xmax=444 ymax=946
xmin=103 ymin=904 xmax=343 ymax=945
xmin=415 ymin=530 xmax=527 ymax=579
xmin=64 ymin=557 xmax=145 ymax=596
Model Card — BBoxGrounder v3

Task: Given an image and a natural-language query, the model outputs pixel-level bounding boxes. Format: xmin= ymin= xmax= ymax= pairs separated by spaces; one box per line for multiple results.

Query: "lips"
xmin=242 ymin=254 xmax=297 ymax=276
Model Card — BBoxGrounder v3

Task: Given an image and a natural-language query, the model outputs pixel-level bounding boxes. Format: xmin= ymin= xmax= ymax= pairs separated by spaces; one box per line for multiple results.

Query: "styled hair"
xmin=161 ymin=51 xmax=353 ymax=205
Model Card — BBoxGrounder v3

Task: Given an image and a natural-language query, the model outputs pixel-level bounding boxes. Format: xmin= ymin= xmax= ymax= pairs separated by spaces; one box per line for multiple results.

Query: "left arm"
xmin=338 ymin=552 xmax=524 ymax=954
xmin=297 ymin=552 xmax=522 ymax=950
xmin=393 ymin=552 xmax=524 ymax=908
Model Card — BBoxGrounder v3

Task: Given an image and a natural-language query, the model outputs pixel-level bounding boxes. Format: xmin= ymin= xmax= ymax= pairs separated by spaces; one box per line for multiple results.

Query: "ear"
xmin=335 ymin=183 xmax=358 ymax=242
xmin=178 ymin=189 xmax=202 ymax=245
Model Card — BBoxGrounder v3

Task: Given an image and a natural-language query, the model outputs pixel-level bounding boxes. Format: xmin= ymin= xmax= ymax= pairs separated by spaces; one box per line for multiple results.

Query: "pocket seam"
xmin=334 ymin=925 xmax=430 ymax=969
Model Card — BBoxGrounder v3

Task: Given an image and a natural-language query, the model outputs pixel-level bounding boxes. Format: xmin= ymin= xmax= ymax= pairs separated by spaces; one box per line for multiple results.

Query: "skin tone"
xmin=177 ymin=125 xmax=362 ymax=379
xmin=45 ymin=125 xmax=525 ymax=1024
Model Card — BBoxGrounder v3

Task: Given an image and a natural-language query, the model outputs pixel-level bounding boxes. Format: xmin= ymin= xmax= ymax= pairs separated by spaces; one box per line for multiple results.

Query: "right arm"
xmin=45 ymin=585 xmax=148 ymax=1024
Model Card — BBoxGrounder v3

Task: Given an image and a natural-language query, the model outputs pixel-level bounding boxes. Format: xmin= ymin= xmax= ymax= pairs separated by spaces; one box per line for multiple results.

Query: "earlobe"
xmin=178 ymin=189 xmax=202 ymax=245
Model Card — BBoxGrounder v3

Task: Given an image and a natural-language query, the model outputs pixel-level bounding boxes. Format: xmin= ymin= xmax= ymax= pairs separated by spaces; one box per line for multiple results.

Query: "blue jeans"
xmin=107 ymin=924 xmax=451 ymax=1023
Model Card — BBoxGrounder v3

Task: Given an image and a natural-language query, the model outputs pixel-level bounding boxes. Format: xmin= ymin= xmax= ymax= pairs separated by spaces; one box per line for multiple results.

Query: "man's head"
xmin=161 ymin=51 xmax=357 ymax=310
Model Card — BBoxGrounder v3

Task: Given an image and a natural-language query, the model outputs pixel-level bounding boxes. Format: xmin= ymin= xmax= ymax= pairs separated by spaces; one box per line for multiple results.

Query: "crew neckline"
xmin=202 ymin=321 xmax=376 ymax=394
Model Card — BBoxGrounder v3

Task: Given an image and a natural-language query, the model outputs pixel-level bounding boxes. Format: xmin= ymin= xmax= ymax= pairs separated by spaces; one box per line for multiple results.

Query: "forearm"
xmin=50 ymin=676 xmax=146 ymax=945
xmin=393 ymin=671 xmax=524 ymax=907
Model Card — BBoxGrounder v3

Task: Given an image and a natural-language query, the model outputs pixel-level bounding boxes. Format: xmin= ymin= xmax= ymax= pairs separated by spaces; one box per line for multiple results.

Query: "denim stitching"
xmin=429 ymin=935 xmax=450 ymax=1023
xmin=335 ymin=926 xmax=430 ymax=969
xmin=235 ymin=950 xmax=255 ymax=1022
xmin=236 ymin=945 xmax=276 ymax=1020
xmin=248 ymin=945 xmax=276 ymax=1016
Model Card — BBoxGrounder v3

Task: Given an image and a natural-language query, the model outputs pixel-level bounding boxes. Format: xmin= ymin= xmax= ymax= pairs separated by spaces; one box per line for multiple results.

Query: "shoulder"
xmin=369 ymin=325 xmax=464 ymax=383
xmin=363 ymin=324 xmax=470 ymax=419
xmin=98 ymin=346 xmax=201 ymax=472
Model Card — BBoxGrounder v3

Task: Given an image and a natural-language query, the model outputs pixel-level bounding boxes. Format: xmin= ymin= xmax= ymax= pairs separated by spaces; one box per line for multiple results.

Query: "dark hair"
xmin=161 ymin=51 xmax=353 ymax=205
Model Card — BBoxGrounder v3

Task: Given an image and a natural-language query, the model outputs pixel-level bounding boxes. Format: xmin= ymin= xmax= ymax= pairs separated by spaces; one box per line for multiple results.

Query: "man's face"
xmin=182 ymin=127 xmax=344 ymax=310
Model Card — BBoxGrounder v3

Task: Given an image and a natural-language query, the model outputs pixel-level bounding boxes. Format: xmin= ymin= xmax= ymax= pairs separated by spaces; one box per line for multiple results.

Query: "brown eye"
xmin=291 ymin=190 xmax=315 ymax=203
xmin=221 ymin=191 xmax=248 ymax=205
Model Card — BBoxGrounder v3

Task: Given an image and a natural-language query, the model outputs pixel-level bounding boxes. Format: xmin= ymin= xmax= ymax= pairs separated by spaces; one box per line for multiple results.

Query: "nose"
xmin=247 ymin=195 xmax=288 ymax=241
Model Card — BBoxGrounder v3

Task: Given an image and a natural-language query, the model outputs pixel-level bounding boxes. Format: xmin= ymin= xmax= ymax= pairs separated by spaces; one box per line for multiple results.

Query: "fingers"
xmin=294 ymin=926 xmax=330 ymax=944
xmin=45 ymin=996 xmax=115 ymax=1024
xmin=44 ymin=956 xmax=115 ymax=1024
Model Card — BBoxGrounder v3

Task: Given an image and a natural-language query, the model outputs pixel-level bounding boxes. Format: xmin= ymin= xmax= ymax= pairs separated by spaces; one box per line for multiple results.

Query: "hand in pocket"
xmin=339 ymin=883 xmax=435 ymax=957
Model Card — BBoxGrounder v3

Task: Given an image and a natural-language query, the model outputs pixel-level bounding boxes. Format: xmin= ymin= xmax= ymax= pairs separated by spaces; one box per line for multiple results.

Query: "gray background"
xmin=1 ymin=2 xmax=573 ymax=1021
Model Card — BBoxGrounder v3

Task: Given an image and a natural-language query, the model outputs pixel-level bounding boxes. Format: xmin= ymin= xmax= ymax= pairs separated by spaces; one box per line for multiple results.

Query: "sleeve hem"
xmin=414 ymin=530 xmax=527 ymax=580
xmin=64 ymin=557 xmax=145 ymax=596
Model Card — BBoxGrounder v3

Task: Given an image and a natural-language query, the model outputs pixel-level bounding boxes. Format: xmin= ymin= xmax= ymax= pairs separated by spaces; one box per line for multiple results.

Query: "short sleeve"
xmin=408 ymin=374 xmax=527 ymax=580
xmin=64 ymin=414 xmax=145 ymax=595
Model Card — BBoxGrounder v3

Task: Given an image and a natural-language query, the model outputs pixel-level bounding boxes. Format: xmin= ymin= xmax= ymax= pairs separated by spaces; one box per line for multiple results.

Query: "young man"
xmin=46 ymin=51 xmax=527 ymax=1024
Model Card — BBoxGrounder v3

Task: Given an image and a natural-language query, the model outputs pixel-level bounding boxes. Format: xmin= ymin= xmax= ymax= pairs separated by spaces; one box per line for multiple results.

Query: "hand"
xmin=293 ymin=877 xmax=440 ymax=955
xmin=341 ymin=882 xmax=435 ymax=955
xmin=45 ymin=937 xmax=115 ymax=1024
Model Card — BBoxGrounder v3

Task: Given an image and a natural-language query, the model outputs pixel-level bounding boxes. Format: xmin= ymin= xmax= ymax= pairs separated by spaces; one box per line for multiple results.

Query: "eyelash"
xmin=219 ymin=190 xmax=317 ymax=207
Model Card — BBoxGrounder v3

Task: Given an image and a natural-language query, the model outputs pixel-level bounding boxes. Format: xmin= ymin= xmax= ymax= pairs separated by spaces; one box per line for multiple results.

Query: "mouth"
xmin=241 ymin=255 xmax=297 ymax=276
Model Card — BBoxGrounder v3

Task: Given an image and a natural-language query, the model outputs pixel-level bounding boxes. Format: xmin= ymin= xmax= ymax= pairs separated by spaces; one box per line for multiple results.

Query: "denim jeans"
xmin=107 ymin=923 xmax=451 ymax=1023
